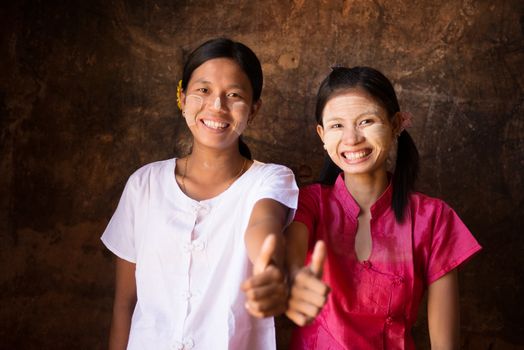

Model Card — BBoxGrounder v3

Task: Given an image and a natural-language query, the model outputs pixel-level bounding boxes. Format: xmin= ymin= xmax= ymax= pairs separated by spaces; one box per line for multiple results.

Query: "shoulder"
xmin=247 ymin=160 xmax=297 ymax=187
xmin=299 ymin=182 xmax=333 ymax=198
xmin=408 ymin=191 xmax=468 ymax=232
xmin=250 ymin=160 xmax=294 ymax=177
xmin=297 ymin=183 xmax=334 ymax=211
xmin=126 ymin=158 xmax=175 ymax=189
xmin=409 ymin=191 xmax=453 ymax=215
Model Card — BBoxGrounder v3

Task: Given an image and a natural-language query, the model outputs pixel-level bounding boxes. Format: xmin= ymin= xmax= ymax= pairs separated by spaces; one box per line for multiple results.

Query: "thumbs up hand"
xmin=286 ymin=240 xmax=330 ymax=326
xmin=241 ymin=234 xmax=288 ymax=318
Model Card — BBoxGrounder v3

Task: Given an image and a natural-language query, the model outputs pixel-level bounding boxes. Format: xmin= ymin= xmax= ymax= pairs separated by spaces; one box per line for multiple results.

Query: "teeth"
xmin=343 ymin=150 xmax=370 ymax=160
xmin=202 ymin=119 xmax=228 ymax=129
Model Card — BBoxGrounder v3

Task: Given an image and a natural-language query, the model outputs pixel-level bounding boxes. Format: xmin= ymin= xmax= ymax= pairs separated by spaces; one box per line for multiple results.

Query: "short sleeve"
xmin=426 ymin=202 xmax=482 ymax=284
xmin=293 ymin=185 xmax=320 ymax=245
xmin=101 ymin=177 xmax=138 ymax=263
xmin=250 ymin=164 xmax=299 ymax=226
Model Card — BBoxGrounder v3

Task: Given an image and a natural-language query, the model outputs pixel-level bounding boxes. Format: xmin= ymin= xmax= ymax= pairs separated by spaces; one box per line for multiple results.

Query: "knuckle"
xmin=312 ymin=307 xmax=321 ymax=317
xmin=269 ymin=267 xmax=282 ymax=280
xmin=295 ymin=271 xmax=307 ymax=282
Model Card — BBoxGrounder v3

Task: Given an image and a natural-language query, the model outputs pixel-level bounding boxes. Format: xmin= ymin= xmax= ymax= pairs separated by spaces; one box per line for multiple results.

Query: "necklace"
xmin=180 ymin=156 xmax=247 ymax=195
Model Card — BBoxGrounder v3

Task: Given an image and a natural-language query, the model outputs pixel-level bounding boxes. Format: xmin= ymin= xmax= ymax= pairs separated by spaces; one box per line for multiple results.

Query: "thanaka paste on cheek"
xmin=183 ymin=94 xmax=203 ymax=127
xmin=230 ymin=101 xmax=250 ymax=135
xmin=322 ymin=128 xmax=343 ymax=160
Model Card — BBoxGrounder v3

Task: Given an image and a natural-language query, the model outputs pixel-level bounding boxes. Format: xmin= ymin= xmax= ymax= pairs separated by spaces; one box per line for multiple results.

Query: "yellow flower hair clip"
xmin=176 ymin=80 xmax=183 ymax=110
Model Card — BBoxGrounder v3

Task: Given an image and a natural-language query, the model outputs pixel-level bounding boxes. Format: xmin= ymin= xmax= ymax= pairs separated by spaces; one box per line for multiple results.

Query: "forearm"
xmin=109 ymin=257 xmax=137 ymax=350
xmin=109 ymin=300 xmax=135 ymax=350
xmin=245 ymin=199 xmax=288 ymax=267
xmin=428 ymin=269 xmax=460 ymax=350
xmin=285 ymin=222 xmax=310 ymax=277
xmin=245 ymin=218 xmax=285 ymax=266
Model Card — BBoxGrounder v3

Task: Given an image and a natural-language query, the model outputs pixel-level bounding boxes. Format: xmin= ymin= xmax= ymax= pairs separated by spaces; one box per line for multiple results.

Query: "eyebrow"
xmin=191 ymin=79 xmax=247 ymax=90
xmin=324 ymin=110 xmax=381 ymax=120
xmin=191 ymin=78 xmax=211 ymax=85
xmin=324 ymin=116 xmax=344 ymax=122
xmin=227 ymin=83 xmax=247 ymax=90
xmin=357 ymin=110 xmax=381 ymax=117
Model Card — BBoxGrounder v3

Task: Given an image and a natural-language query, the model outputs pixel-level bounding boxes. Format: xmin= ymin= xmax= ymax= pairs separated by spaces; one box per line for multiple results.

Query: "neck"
xmin=344 ymin=170 xmax=389 ymax=214
xmin=188 ymin=141 xmax=245 ymax=177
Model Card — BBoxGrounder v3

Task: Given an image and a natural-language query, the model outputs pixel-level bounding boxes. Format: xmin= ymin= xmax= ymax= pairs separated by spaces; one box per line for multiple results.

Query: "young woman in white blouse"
xmin=101 ymin=38 xmax=298 ymax=350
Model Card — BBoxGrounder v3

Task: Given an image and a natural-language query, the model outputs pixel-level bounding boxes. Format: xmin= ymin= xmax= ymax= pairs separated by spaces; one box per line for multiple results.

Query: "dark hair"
xmin=315 ymin=66 xmax=419 ymax=222
xmin=182 ymin=38 xmax=263 ymax=160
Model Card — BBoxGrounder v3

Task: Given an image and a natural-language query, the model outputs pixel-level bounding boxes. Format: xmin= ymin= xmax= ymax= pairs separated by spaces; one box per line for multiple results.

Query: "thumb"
xmin=253 ymin=234 xmax=276 ymax=275
xmin=309 ymin=240 xmax=327 ymax=277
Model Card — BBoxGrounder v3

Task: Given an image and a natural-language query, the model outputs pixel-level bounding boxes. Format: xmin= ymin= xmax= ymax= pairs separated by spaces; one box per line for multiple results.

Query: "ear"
xmin=248 ymin=99 xmax=262 ymax=123
xmin=316 ymin=124 xmax=325 ymax=143
xmin=180 ymin=90 xmax=187 ymax=110
xmin=391 ymin=112 xmax=402 ymax=136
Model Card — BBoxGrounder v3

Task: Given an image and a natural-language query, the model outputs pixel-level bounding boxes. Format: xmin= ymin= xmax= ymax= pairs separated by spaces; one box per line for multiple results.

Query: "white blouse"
xmin=101 ymin=158 xmax=298 ymax=350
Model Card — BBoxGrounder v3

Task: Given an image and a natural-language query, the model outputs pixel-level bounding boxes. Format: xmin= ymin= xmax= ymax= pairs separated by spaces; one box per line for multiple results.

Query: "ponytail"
xmin=238 ymin=136 xmax=252 ymax=160
xmin=392 ymin=130 xmax=419 ymax=222
xmin=318 ymin=155 xmax=342 ymax=185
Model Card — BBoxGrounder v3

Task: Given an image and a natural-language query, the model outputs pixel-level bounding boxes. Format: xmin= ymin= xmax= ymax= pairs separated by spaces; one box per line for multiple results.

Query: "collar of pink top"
xmin=333 ymin=173 xmax=393 ymax=219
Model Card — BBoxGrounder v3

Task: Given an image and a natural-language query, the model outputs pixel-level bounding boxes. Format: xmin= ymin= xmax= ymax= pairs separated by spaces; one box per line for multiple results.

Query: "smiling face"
xmin=318 ymin=89 xmax=398 ymax=177
xmin=180 ymin=58 xmax=259 ymax=150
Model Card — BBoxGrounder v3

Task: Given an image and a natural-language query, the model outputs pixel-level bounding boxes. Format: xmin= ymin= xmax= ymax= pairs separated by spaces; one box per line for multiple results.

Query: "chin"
xmin=337 ymin=162 xmax=383 ymax=177
xmin=196 ymin=136 xmax=237 ymax=150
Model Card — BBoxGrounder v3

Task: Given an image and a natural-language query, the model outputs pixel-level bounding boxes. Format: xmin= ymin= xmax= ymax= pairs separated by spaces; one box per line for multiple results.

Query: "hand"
xmin=286 ymin=240 xmax=330 ymax=326
xmin=241 ymin=234 xmax=288 ymax=318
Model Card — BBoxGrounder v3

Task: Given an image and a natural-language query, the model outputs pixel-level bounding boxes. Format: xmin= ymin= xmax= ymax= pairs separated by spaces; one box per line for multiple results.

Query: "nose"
xmin=210 ymin=96 xmax=224 ymax=111
xmin=341 ymin=127 xmax=363 ymax=145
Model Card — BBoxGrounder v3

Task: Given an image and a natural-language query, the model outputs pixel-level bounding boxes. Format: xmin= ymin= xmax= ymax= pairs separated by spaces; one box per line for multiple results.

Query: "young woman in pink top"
xmin=285 ymin=66 xmax=481 ymax=349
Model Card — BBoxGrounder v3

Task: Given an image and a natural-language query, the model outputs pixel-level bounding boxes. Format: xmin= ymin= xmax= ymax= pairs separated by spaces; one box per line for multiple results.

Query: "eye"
xmin=358 ymin=119 xmax=374 ymax=126
xmin=197 ymin=87 xmax=209 ymax=94
xmin=226 ymin=92 xmax=243 ymax=99
xmin=330 ymin=123 xmax=343 ymax=129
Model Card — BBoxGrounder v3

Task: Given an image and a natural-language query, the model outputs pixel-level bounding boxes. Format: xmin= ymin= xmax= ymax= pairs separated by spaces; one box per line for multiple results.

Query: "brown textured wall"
xmin=1 ymin=1 xmax=523 ymax=349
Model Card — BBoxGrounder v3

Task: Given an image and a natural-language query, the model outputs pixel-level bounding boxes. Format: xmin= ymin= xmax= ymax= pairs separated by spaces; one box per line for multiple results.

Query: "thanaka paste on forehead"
xmin=183 ymin=94 xmax=203 ymax=127
xmin=230 ymin=101 xmax=250 ymax=135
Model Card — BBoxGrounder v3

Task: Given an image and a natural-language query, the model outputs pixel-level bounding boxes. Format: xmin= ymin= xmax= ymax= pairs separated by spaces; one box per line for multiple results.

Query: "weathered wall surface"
xmin=1 ymin=0 xmax=522 ymax=349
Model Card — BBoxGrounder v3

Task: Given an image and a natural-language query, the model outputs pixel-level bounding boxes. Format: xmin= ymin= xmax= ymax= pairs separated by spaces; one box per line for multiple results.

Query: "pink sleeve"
xmin=426 ymin=201 xmax=482 ymax=284
xmin=293 ymin=185 xmax=320 ymax=245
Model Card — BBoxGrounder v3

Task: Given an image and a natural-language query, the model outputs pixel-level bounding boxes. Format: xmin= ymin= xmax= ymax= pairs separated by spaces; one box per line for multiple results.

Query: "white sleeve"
xmin=100 ymin=176 xmax=138 ymax=263
xmin=250 ymin=164 xmax=299 ymax=226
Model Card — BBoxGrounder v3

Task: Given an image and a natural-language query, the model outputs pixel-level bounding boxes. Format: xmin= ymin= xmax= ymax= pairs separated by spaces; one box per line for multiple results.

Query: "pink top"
xmin=290 ymin=174 xmax=481 ymax=350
